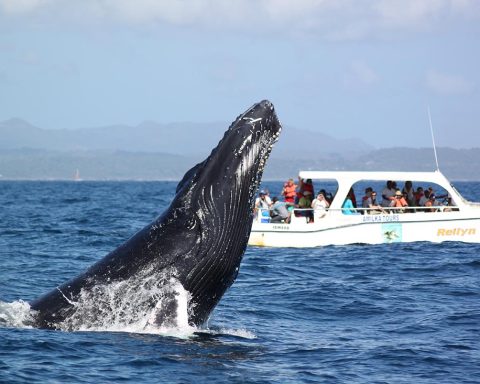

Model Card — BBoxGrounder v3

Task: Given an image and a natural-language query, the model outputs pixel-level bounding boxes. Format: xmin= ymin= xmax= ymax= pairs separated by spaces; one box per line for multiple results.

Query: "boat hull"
xmin=248 ymin=212 xmax=480 ymax=247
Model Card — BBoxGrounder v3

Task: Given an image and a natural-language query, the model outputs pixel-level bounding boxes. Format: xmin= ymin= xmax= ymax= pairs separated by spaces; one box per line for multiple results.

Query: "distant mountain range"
xmin=0 ymin=118 xmax=373 ymax=158
xmin=0 ymin=118 xmax=479 ymax=180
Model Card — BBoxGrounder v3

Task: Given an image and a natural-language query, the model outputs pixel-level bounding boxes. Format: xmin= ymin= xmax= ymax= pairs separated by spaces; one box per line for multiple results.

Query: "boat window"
xmin=350 ymin=179 xmax=457 ymax=214
xmin=258 ymin=179 xmax=339 ymax=205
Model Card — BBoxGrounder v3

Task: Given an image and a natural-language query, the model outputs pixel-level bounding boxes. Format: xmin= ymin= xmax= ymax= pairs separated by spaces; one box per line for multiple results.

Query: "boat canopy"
xmin=299 ymin=170 xmax=451 ymax=184
xmin=298 ymin=170 xmax=462 ymax=210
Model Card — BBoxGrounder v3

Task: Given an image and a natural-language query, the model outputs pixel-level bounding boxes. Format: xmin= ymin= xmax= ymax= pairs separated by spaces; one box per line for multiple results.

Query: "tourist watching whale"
xmin=342 ymin=195 xmax=358 ymax=215
xmin=271 ymin=197 xmax=290 ymax=223
xmin=281 ymin=178 xmax=297 ymax=204
xmin=361 ymin=187 xmax=373 ymax=213
xmin=255 ymin=190 xmax=271 ymax=210
xmin=297 ymin=177 xmax=314 ymax=204
xmin=311 ymin=192 xmax=330 ymax=219
xmin=402 ymin=180 xmax=415 ymax=207
xmin=414 ymin=187 xmax=424 ymax=206
xmin=382 ymin=180 xmax=397 ymax=207
xmin=363 ymin=189 xmax=383 ymax=214
xmin=297 ymin=190 xmax=314 ymax=222
xmin=392 ymin=190 xmax=409 ymax=213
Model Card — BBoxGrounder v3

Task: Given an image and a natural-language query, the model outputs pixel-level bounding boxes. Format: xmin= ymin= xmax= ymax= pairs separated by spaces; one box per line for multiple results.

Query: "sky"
xmin=0 ymin=0 xmax=479 ymax=149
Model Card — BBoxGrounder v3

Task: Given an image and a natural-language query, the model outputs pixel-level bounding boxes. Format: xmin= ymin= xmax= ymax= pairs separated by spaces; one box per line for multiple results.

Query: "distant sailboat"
xmin=73 ymin=169 xmax=82 ymax=181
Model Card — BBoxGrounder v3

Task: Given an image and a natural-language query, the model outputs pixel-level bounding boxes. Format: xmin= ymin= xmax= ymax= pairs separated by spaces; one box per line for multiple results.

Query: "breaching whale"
xmin=29 ymin=100 xmax=282 ymax=330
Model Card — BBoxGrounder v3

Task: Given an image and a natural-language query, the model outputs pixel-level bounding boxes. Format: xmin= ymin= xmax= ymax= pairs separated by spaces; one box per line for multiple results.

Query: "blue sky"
xmin=0 ymin=0 xmax=479 ymax=148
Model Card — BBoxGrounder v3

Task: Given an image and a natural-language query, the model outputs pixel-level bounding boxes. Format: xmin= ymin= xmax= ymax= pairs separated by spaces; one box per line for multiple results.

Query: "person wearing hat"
xmin=392 ymin=189 xmax=408 ymax=213
xmin=255 ymin=189 xmax=272 ymax=211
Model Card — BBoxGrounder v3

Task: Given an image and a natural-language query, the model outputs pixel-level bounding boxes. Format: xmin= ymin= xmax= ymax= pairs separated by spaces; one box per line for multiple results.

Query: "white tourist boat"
xmin=248 ymin=170 xmax=480 ymax=247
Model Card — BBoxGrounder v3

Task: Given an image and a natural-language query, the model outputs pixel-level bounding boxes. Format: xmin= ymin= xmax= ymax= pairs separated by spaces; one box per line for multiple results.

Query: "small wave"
xmin=465 ymin=260 xmax=480 ymax=268
xmin=196 ymin=327 xmax=257 ymax=340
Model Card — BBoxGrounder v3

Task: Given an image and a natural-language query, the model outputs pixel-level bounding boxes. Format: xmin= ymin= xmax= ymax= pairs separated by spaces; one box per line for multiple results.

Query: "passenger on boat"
xmin=382 ymin=180 xmax=396 ymax=207
xmin=281 ymin=178 xmax=297 ymax=204
xmin=418 ymin=189 xmax=429 ymax=207
xmin=443 ymin=195 xmax=458 ymax=212
xmin=361 ymin=187 xmax=373 ymax=213
xmin=270 ymin=197 xmax=290 ymax=223
xmin=347 ymin=187 xmax=357 ymax=208
xmin=402 ymin=181 xmax=415 ymax=206
xmin=414 ymin=187 xmax=424 ymax=206
xmin=297 ymin=177 xmax=314 ymax=204
xmin=311 ymin=192 xmax=330 ymax=219
xmin=363 ymin=189 xmax=383 ymax=214
xmin=255 ymin=190 xmax=271 ymax=211
xmin=320 ymin=189 xmax=333 ymax=204
xmin=392 ymin=190 xmax=409 ymax=213
xmin=424 ymin=193 xmax=439 ymax=212
xmin=342 ymin=196 xmax=358 ymax=215
xmin=297 ymin=191 xmax=314 ymax=222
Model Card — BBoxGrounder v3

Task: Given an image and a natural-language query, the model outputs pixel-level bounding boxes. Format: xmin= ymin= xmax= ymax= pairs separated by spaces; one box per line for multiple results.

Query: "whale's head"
xmin=166 ymin=100 xmax=281 ymax=325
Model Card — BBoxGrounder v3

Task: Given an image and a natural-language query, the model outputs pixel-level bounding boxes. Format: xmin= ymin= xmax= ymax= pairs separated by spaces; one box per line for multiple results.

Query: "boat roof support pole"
xmin=428 ymin=106 xmax=440 ymax=172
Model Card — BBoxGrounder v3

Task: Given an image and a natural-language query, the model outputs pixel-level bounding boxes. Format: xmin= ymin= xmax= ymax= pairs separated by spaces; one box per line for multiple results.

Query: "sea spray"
xmin=50 ymin=268 xmax=194 ymax=334
xmin=0 ymin=300 xmax=34 ymax=328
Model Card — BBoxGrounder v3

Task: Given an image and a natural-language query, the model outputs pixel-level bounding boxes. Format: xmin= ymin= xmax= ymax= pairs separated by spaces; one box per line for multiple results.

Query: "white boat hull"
xmin=249 ymin=212 xmax=480 ymax=247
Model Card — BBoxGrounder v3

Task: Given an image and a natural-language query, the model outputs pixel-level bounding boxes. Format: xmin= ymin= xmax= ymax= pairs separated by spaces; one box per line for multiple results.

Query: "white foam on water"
xmin=1 ymin=282 xmax=254 ymax=341
xmin=0 ymin=300 xmax=34 ymax=329
xmin=45 ymin=272 xmax=197 ymax=338
xmin=216 ymin=327 xmax=256 ymax=339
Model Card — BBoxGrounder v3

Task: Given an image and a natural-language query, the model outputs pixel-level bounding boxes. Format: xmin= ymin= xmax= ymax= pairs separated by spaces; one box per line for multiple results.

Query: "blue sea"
xmin=1 ymin=180 xmax=479 ymax=383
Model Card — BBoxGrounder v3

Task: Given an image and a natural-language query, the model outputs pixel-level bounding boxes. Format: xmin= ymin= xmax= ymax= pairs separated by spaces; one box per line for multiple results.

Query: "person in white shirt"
xmin=382 ymin=180 xmax=396 ymax=207
xmin=255 ymin=190 xmax=271 ymax=210
xmin=311 ymin=192 xmax=330 ymax=219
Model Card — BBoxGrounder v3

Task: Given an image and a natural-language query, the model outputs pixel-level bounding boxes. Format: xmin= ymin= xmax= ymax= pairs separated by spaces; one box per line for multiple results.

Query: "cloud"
xmin=1 ymin=0 xmax=480 ymax=39
xmin=0 ymin=0 xmax=52 ymax=14
xmin=426 ymin=69 xmax=474 ymax=95
xmin=343 ymin=60 xmax=380 ymax=88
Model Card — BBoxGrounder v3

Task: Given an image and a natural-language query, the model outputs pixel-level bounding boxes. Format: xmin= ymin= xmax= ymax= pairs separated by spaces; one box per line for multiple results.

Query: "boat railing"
xmin=350 ymin=205 xmax=457 ymax=213
xmin=255 ymin=204 xmax=458 ymax=224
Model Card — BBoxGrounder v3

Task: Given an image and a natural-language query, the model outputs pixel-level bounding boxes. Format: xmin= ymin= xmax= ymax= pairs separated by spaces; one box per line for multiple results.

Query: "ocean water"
xmin=1 ymin=180 xmax=479 ymax=384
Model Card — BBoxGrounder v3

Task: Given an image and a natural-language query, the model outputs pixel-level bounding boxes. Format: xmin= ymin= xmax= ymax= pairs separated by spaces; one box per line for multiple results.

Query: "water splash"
xmin=0 ymin=300 xmax=34 ymax=328
xmin=1 ymin=277 xmax=254 ymax=339
xmin=56 ymin=273 xmax=197 ymax=337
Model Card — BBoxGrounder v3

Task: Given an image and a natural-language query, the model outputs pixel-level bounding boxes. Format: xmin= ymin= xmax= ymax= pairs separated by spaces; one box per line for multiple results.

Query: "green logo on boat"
xmin=382 ymin=223 xmax=402 ymax=243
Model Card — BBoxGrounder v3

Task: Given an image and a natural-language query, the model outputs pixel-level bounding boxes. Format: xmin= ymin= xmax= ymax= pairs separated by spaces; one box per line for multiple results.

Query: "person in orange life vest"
xmin=282 ymin=178 xmax=297 ymax=203
xmin=392 ymin=190 xmax=408 ymax=212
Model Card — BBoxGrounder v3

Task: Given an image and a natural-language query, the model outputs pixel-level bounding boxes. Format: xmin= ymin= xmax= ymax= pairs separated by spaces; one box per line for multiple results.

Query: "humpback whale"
xmin=29 ymin=100 xmax=282 ymax=330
